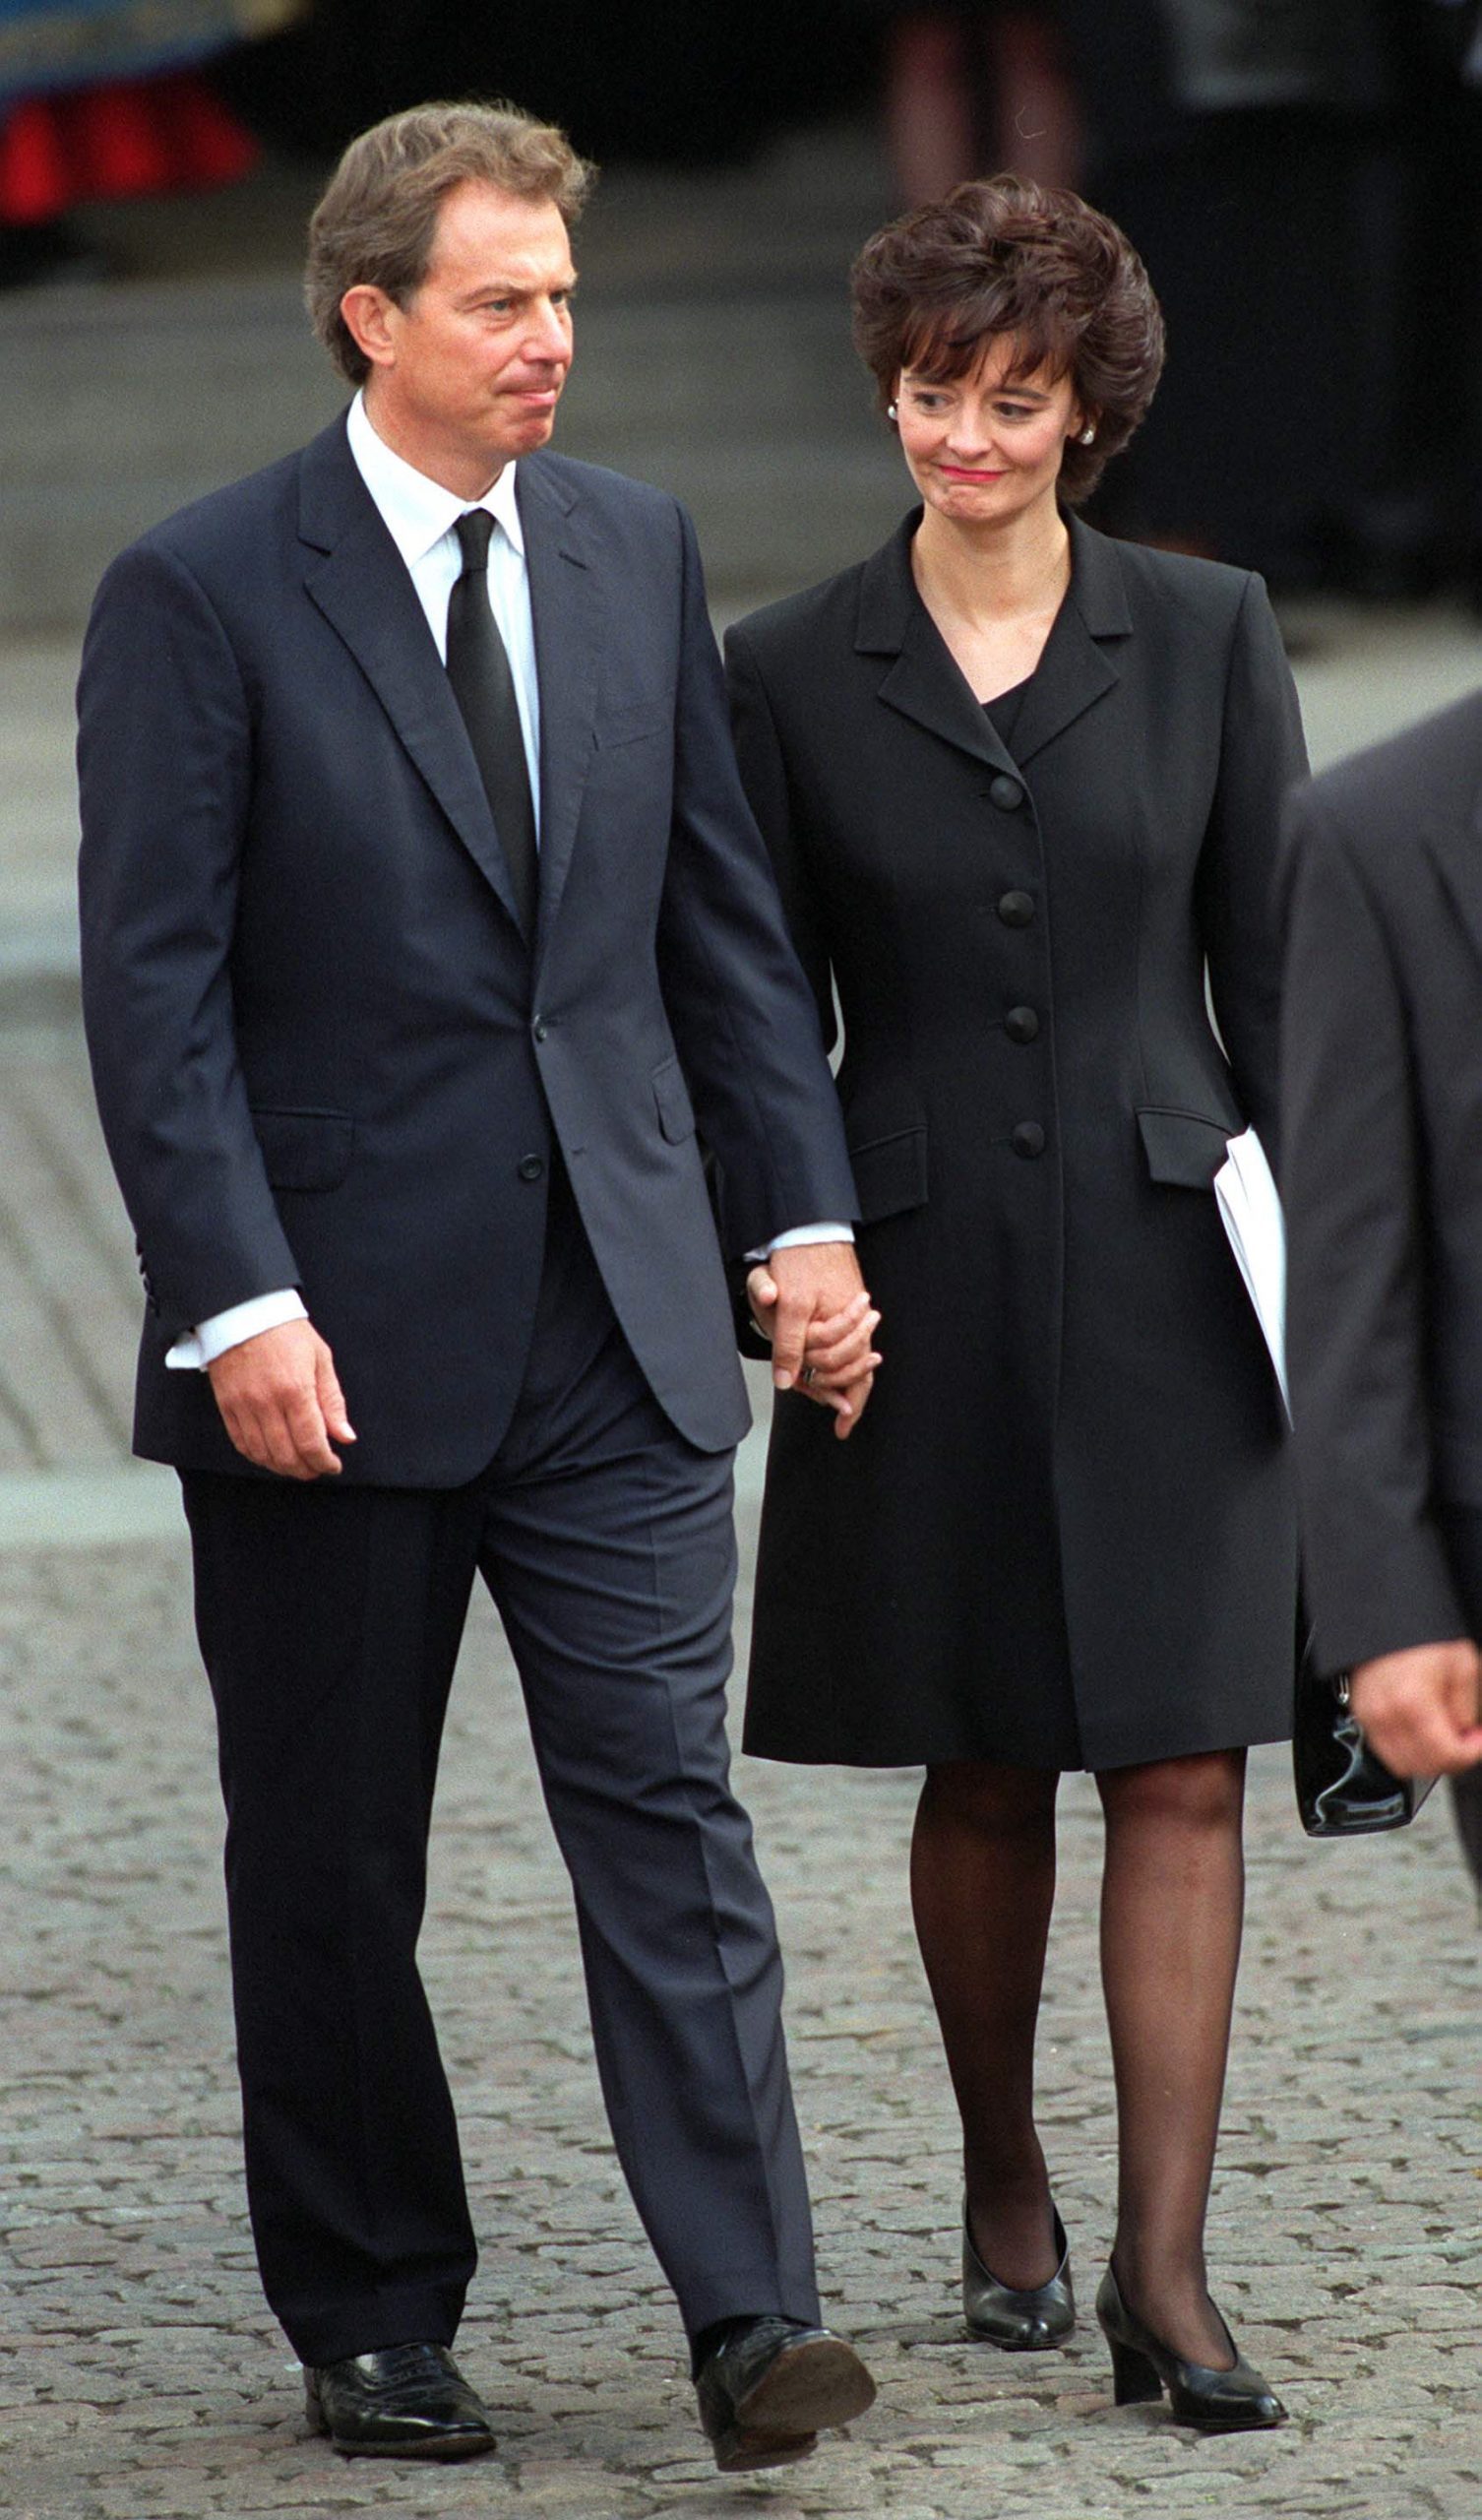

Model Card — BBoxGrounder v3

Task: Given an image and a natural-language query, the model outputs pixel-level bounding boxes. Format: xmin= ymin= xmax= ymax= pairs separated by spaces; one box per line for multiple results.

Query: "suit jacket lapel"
xmin=519 ymin=455 xmax=603 ymax=960
xmin=297 ymin=418 xmax=526 ymax=932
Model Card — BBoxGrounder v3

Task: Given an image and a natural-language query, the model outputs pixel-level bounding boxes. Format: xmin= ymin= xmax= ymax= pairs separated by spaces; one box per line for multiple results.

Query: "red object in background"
xmin=0 ymin=71 xmax=258 ymax=224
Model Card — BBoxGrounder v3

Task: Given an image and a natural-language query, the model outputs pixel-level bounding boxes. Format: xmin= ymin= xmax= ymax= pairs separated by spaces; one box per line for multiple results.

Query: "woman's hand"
xmin=746 ymin=1267 xmax=881 ymax=1440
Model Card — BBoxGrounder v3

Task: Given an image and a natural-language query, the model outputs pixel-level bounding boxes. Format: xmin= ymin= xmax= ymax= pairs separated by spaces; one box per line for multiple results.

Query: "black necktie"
xmin=446 ymin=508 xmax=538 ymax=935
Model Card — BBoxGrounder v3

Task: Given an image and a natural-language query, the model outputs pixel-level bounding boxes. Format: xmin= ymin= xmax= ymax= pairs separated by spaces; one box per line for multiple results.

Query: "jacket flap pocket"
xmin=847 ymin=1124 xmax=928 ymax=1224
xmin=251 ymin=1105 xmax=355 ymax=1192
xmin=1137 ymin=1107 xmax=1231 ymax=1189
xmin=652 ymin=1056 xmax=697 ymax=1145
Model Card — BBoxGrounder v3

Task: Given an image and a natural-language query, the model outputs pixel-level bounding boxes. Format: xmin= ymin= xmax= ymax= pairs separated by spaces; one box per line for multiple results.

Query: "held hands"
xmin=1349 ymin=1639 xmax=1482 ymax=1778
xmin=747 ymin=1242 xmax=881 ymax=1440
xmin=207 ymin=1318 xmax=356 ymax=1480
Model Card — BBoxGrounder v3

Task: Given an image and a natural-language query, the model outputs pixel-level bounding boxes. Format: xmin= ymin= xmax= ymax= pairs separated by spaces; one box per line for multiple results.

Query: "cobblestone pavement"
xmin=3 ymin=1497 xmax=1479 ymax=2520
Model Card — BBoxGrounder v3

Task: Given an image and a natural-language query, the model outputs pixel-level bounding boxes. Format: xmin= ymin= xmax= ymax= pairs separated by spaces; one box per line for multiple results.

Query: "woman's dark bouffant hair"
xmin=850 ymin=175 xmax=1165 ymax=506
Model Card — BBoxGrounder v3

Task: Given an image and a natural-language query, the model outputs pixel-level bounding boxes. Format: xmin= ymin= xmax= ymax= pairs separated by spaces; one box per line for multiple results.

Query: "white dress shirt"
xmin=171 ymin=396 xmax=844 ymax=1370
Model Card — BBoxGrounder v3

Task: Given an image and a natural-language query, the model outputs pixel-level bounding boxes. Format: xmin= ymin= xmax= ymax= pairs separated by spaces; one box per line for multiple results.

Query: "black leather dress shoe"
xmin=695 ymin=2315 xmax=876 ymax=2473
xmin=963 ymin=2199 xmax=1076 ymax=2348
xmin=304 ymin=2342 xmax=496 ymax=2459
xmin=1095 ymin=2266 xmax=1286 ymax=2431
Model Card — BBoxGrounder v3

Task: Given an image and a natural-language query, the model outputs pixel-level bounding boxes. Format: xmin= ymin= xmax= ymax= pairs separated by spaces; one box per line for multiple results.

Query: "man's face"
xmin=353 ymin=179 xmax=576 ymax=492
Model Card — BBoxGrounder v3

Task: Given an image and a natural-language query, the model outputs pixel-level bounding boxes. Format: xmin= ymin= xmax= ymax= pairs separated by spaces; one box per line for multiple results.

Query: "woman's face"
xmin=894 ymin=338 xmax=1083 ymax=535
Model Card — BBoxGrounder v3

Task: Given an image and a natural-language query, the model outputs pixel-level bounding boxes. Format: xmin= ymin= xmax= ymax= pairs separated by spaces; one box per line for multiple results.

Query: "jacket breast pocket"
xmin=848 ymin=1124 xmax=929 ymax=1224
xmin=597 ymin=704 xmax=670 ymax=751
xmin=251 ymin=1105 xmax=355 ymax=1192
xmin=652 ymin=1056 xmax=697 ymax=1145
xmin=1136 ymin=1106 xmax=1234 ymax=1190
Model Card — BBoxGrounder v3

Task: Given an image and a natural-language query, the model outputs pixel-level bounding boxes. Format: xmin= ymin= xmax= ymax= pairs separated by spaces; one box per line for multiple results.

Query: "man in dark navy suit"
xmin=78 ymin=100 xmax=878 ymax=2472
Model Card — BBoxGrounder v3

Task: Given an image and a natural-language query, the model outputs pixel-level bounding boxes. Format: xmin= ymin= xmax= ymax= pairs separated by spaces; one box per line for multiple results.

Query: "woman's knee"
xmin=919 ymin=1757 xmax=1061 ymax=1839
xmin=1096 ymin=1748 xmax=1246 ymax=1835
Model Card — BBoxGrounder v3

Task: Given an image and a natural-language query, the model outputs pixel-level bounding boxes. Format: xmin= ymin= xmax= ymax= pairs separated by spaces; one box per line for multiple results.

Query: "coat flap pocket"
xmin=251 ymin=1105 xmax=355 ymax=1192
xmin=652 ymin=1056 xmax=697 ymax=1145
xmin=847 ymin=1123 xmax=928 ymax=1224
xmin=1435 ymin=1419 xmax=1482 ymax=1508
xmin=1137 ymin=1106 xmax=1231 ymax=1189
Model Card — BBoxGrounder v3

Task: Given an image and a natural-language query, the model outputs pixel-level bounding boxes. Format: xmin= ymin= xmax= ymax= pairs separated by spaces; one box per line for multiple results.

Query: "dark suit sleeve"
xmin=1195 ymin=573 xmax=1309 ymax=1153
xmin=1280 ymin=786 xmax=1467 ymax=1670
xmin=723 ymin=620 xmax=836 ymax=1058
xmin=655 ymin=509 xmax=856 ymax=1255
xmin=77 ymin=539 xmax=301 ymax=1338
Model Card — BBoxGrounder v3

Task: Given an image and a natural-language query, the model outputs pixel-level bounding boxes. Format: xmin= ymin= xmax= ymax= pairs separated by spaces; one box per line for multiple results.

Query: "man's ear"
xmin=340 ymin=284 xmax=399 ymax=372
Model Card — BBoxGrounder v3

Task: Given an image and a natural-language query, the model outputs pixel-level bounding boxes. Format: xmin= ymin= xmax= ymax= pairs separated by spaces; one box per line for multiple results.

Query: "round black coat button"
xmin=989 ymin=773 xmax=1024 ymax=811
xmin=1011 ymin=1122 xmax=1046 ymax=1159
xmin=997 ymin=890 xmax=1035 ymax=927
xmin=532 ymin=1017 xmax=549 ymax=1041
xmin=1005 ymin=1005 xmax=1040 ymax=1043
xmin=518 ymin=1155 xmax=545 ymax=1181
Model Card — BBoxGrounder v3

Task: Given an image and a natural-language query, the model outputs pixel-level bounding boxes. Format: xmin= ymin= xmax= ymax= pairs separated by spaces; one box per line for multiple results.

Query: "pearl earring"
xmin=1079 ymin=425 xmax=1096 ymax=445
xmin=887 ymin=402 xmax=898 ymax=422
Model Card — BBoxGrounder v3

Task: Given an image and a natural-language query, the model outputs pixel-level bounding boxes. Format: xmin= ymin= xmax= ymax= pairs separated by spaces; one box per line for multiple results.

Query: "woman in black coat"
xmin=726 ymin=176 xmax=1304 ymax=2429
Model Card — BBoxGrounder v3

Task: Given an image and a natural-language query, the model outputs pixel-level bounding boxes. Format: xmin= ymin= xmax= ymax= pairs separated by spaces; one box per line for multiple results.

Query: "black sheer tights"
xmin=910 ymin=1748 xmax=1248 ymax=2367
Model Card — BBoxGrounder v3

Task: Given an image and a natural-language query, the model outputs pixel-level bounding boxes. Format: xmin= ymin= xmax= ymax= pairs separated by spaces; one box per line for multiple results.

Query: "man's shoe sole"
xmin=712 ymin=2334 xmax=876 ymax=2472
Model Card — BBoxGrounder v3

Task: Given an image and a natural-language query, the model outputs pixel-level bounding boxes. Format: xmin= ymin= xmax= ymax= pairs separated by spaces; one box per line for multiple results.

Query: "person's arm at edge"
xmin=1280 ymin=780 xmax=1476 ymax=1751
xmin=77 ymin=538 xmax=352 ymax=1479
xmin=1197 ymin=570 xmax=1309 ymax=1158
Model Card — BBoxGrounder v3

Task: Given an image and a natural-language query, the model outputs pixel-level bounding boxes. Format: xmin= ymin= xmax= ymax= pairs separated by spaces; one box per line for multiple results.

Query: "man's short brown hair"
xmin=305 ymin=99 xmax=595 ymax=387
xmin=851 ymin=175 xmax=1164 ymax=506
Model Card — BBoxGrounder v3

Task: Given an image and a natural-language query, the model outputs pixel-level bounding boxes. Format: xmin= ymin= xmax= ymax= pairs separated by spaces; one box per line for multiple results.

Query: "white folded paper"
xmin=1212 ymin=1126 xmax=1289 ymax=1421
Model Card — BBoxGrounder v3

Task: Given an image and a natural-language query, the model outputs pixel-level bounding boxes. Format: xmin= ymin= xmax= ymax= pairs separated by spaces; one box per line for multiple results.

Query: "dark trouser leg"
xmin=911 ymin=1760 xmax=1061 ymax=2290
xmin=477 ymin=1291 xmax=819 ymax=2344
xmin=1097 ymin=1747 xmax=1247 ymax=2369
xmin=182 ymin=1469 xmax=484 ymax=2366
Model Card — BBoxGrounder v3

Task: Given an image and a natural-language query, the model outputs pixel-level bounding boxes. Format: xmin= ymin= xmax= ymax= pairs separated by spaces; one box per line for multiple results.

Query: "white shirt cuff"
xmin=743 ymin=1223 xmax=855 ymax=1263
xmin=166 ymin=1288 xmax=308 ymax=1371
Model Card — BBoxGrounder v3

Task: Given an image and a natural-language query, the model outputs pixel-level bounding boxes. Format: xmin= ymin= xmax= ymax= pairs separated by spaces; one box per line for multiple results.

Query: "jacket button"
xmin=997 ymin=890 xmax=1035 ymax=927
xmin=1005 ymin=1005 xmax=1040 ymax=1043
xmin=532 ymin=1016 xmax=549 ymax=1042
xmin=518 ymin=1155 xmax=545 ymax=1182
xmin=1012 ymin=1121 xmax=1046 ymax=1159
xmin=989 ymin=773 xmax=1024 ymax=810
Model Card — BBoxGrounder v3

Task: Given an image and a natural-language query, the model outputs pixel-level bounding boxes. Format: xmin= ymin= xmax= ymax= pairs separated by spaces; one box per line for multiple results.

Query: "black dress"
xmin=725 ymin=511 xmax=1305 ymax=1772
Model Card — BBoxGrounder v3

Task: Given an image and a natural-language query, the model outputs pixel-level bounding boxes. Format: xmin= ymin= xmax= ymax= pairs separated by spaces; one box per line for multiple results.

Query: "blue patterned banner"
xmin=0 ymin=1 xmax=303 ymax=104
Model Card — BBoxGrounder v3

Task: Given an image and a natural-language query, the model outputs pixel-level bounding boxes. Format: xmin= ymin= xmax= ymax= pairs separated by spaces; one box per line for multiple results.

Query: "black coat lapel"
xmin=1424 ymin=790 xmax=1482 ymax=973
xmin=857 ymin=513 xmax=1019 ymax=781
xmin=855 ymin=506 xmax=1131 ymax=776
xmin=517 ymin=454 xmax=603 ymax=960
xmin=297 ymin=418 xmax=526 ymax=932
xmin=1010 ymin=516 xmax=1130 ymax=766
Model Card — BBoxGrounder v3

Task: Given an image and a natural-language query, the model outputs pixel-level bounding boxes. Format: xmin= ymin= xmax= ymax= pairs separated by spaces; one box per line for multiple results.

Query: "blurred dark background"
xmin=7 ymin=1 xmax=1482 ymax=603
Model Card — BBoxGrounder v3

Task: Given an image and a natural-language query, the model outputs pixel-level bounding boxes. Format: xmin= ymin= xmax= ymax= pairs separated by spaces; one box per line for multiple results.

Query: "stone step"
xmin=3 ymin=273 xmax=905 ymax=629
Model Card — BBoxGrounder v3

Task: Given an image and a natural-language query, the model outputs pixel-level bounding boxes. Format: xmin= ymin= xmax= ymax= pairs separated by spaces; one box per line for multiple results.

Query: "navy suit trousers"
xmin=181 ymin=1173 xmax=819 ymax=2365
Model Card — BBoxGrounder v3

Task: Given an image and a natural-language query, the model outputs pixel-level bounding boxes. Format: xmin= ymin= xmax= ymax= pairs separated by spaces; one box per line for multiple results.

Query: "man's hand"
xmin=1349 ymin=1639 xmax=1482 ymax=1778
xmin=207 ymin=1319 xmax=356 ymax=1480
xmin=747 ymin=1243 xmax=880 ymax=1440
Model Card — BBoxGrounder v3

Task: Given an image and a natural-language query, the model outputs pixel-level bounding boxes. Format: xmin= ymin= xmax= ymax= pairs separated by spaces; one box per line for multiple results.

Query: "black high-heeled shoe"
xmin=1094 ymin=2264 xmax=1285 ymax=2430
xmin=962 ymin=2201 xmax=1075 ymax=2349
